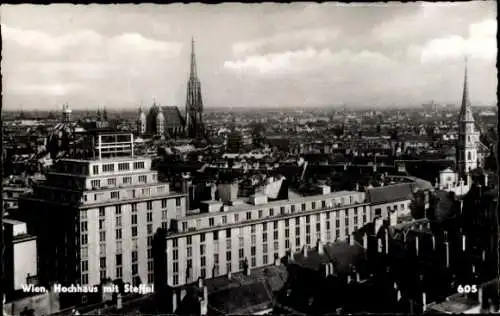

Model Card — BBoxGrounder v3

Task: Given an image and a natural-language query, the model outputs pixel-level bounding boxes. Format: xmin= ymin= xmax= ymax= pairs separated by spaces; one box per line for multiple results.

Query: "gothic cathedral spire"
xmin=185 ymin=37 xmax=204 ymax=139
xmin=456 ymin=56 xmax=479 ymax=178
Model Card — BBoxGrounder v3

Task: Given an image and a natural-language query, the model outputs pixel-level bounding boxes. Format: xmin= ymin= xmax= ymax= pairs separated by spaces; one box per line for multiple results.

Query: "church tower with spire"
xmin=456 ymin=58 xmax=480 ymax=179
xmin=185 ymin=37 xmax=204 ymax=139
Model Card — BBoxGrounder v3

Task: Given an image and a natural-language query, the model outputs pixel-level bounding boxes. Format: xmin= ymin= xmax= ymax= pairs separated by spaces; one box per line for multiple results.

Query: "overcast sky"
xmin=1 ymin=2 xmax=497 ymax=111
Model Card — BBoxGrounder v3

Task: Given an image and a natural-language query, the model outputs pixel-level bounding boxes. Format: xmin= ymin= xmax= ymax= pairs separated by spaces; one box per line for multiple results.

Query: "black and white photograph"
xmin=0 ymin=2 xmax=498 ymax=315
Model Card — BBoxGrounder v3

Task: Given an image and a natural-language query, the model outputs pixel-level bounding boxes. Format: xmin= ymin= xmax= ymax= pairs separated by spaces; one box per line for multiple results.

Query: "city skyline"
xmin=1 ymin=2 xmax=497 ymax=110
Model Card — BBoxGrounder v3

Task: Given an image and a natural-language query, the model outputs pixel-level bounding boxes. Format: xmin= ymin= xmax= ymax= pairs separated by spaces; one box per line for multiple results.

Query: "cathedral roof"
xmin=160 ymin=106 xmax=185 ymax=127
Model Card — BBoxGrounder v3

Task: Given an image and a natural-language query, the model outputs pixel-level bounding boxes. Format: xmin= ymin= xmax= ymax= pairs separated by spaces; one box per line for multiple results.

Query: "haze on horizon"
xmin=1 ymin=2 xmax=497 ymax=111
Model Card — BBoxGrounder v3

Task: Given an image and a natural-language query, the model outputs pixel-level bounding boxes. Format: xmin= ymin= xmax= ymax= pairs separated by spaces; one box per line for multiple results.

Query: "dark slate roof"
xmin=208 ymin=282 xmax=273 ymax=315
xmin=291 ymin=241 xmax=365 ymax=274
xmin=366 ymin=183 xmax=414 ymax=205
xmin=160 ymin=106 xmax=185 ymax=128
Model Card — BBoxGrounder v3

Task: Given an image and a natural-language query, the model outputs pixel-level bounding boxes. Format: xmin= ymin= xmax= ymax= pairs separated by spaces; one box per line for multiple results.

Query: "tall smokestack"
xmin=444 ymin=241 xmax=450 ymax=268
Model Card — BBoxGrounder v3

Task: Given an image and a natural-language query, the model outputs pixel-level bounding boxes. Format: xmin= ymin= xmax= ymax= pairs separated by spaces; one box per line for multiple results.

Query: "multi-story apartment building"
xmin=156 ymin=187 xmax=370 ymax=287
xmin=17 ymin=131 xmax=187 ymax=288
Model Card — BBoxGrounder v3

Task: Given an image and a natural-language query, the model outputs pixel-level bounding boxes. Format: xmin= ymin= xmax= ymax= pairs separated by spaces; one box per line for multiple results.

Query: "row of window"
xmin=179 ymin=208 xmax=368 ymax=242
xmin=89 ymin=174 xmax=153 ymax=189
xmin=181 ymin=203 xmax=367 ymax=232
xmin=93 ymin=161 xmax=146 ymax=175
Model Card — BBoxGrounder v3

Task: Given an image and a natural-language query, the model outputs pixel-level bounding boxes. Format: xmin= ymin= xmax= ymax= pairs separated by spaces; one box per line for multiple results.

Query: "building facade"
xmin=157 ymin=190 xmax=371 ymax=287
xmin=17 ymin=132 xmax=187 ymax=287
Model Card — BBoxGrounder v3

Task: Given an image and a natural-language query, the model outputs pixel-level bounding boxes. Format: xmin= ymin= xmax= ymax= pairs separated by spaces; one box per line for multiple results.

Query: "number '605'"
xmin=457 ymin=285 xmax=478 ymax=294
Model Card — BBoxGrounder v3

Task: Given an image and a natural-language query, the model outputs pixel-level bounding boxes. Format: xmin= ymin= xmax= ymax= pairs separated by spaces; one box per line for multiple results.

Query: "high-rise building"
xmin=185 ymin=37 xmax=204 ymax=139
xmin=17 ymin=131 xmax=188 ymax=287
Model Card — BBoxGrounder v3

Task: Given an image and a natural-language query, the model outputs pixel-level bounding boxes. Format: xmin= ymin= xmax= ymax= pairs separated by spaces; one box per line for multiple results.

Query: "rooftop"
xmin=291 ymin=240 xmax=365 ymax=274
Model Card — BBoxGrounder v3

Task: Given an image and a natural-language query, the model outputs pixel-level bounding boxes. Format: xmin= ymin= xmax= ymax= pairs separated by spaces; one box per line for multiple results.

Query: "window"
xmin=99 ymin=219 xmax=105 ymax=230
xmin=187 ymin=247 xmax=193 ymax=257
xmin=234 ymin=214 xmax=239 ymax=222
xmin=82 ymin=274 xmax=89 ymax=285
xmin=200 ymin=233 xmax=206 ymax=243
xmin=131 ymin=214 xmax=137 ymax=225
xmin=115 ymin=205 xmax=121 ymax=215
xmin=132 ymin=227 xmax=138 ymax=237
xmin=80 ymin=221 xmax=88 ymax=232
xmin=147 ymin=212 xmax=153 ymax=222
xmin=226 ymin=229 xmax=231 ymax=238
xmin=108 ymin=178 xmax=116 ymax=186
xmin=132 ymin=264 xmax=138 ymax=275
xmin=147 ymin=201 xmax=152 ymax=210
xmin=161 ymin=199 xmax=167 ymax=209
xmin=139 ymin=175 xmax=147 ymax=183
xmin=132 ymin=251 xmax=138 ymax=262
xmin=103 ymin=164 xmax=114 ymax=172
xmin=147 ymin=224 xmax=153 ymax=235
xmin=81 ymin=260 xmax=88 ymax=272
xmin=281 ymin=207 xmax=286 ymax=214
xmin=111 ymin=191 xmax=120 ymax=199
xmin=99 ymin=231 xmax=106 ymax=242
xmin=258 ymin=210 xmax=263 ymax=218
xmin=115 ymin=254 xmax=122 ymax=266
xmin=133 ymin=161 xmax=145 ymax=169
xmin=301 ymin=203 xmax=306 ymax=211
xmin=100 ymin=257 xmax=106 ymax=269
xmin=246 ymin=212 xmax=252 ymax=220
xmin=187 ymin=236 xmax=192 ymax=245
xmin=173 ymin=249 xmax=179 ymax=261
xmin=209 ymin=218 xmax=215 ymax=227
xmin=116 ymin=267 xmax=123 ymax=278
xmin=176 ymin=198 xmax=181 ymax=207
xmin=91 ymin=180 xmax=100 ymax=188
xmin=322 ymin=200 xmax=326 ymax=208
xmin=131 ymin=203 xmax=137 ymax=212
xmin=269 ymin=208 xmax=274 ymax=216
xmin=116 ymin=229 xmax=122 ymax=239
xmin=116 ymin=241 xmax=122 ymax=253
xmin=118 ymin=163 xmax=130 ymax=171
xmin=226 ymin=251 xmax=231 ymax=261
xmin=123 ymin=177 xmax=132 ymax=185
xmin=222 ymin=216 xmax=227 ymax=224
xmin=312 ymin=202 xmax=316 ymax=209
xmin=93 ymin=165 xmax=99 ymax=175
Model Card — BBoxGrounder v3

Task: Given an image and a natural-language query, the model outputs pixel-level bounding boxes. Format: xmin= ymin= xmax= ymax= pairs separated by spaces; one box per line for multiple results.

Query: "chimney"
xmin=171 ymin=292 xmax=177 ymax=313
xmin=317 ymin=240 xmax=324 ymax=254
xmin=377 ymin=238 xmax=383 ymax=253
xmin=302 ymin=245 xmax=308 ymax=257
xmin=462 ymin=235 xmax=466 ymax=252
xmin=116 ymin=293 xmax=122 ymax=310
xmin=444 ymin=241 xmax=450 ymax=268
xmin=415 ymin=235 xmax=420 ymax=256
xmin=385 ymin=230 xmax=389 ymax=254
xmin=274 ymin=257 xmax=281 ymax=266
xmin=180 ymin=289 xmax=187 ymax=301
xmin=363 ymin=233 xmax=368 ymax=249
xmin=349 ymin=235 xmax=355 ymax=246
xmin=244 ymin=259 xmax=250 ymax=276
xmin=422 ymin=292 xmax=427 ymax=312
xmin=478 ymin=287 xmax=485 ymax=311
xmin=203 ymin=286 xmax=208 ymax=302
